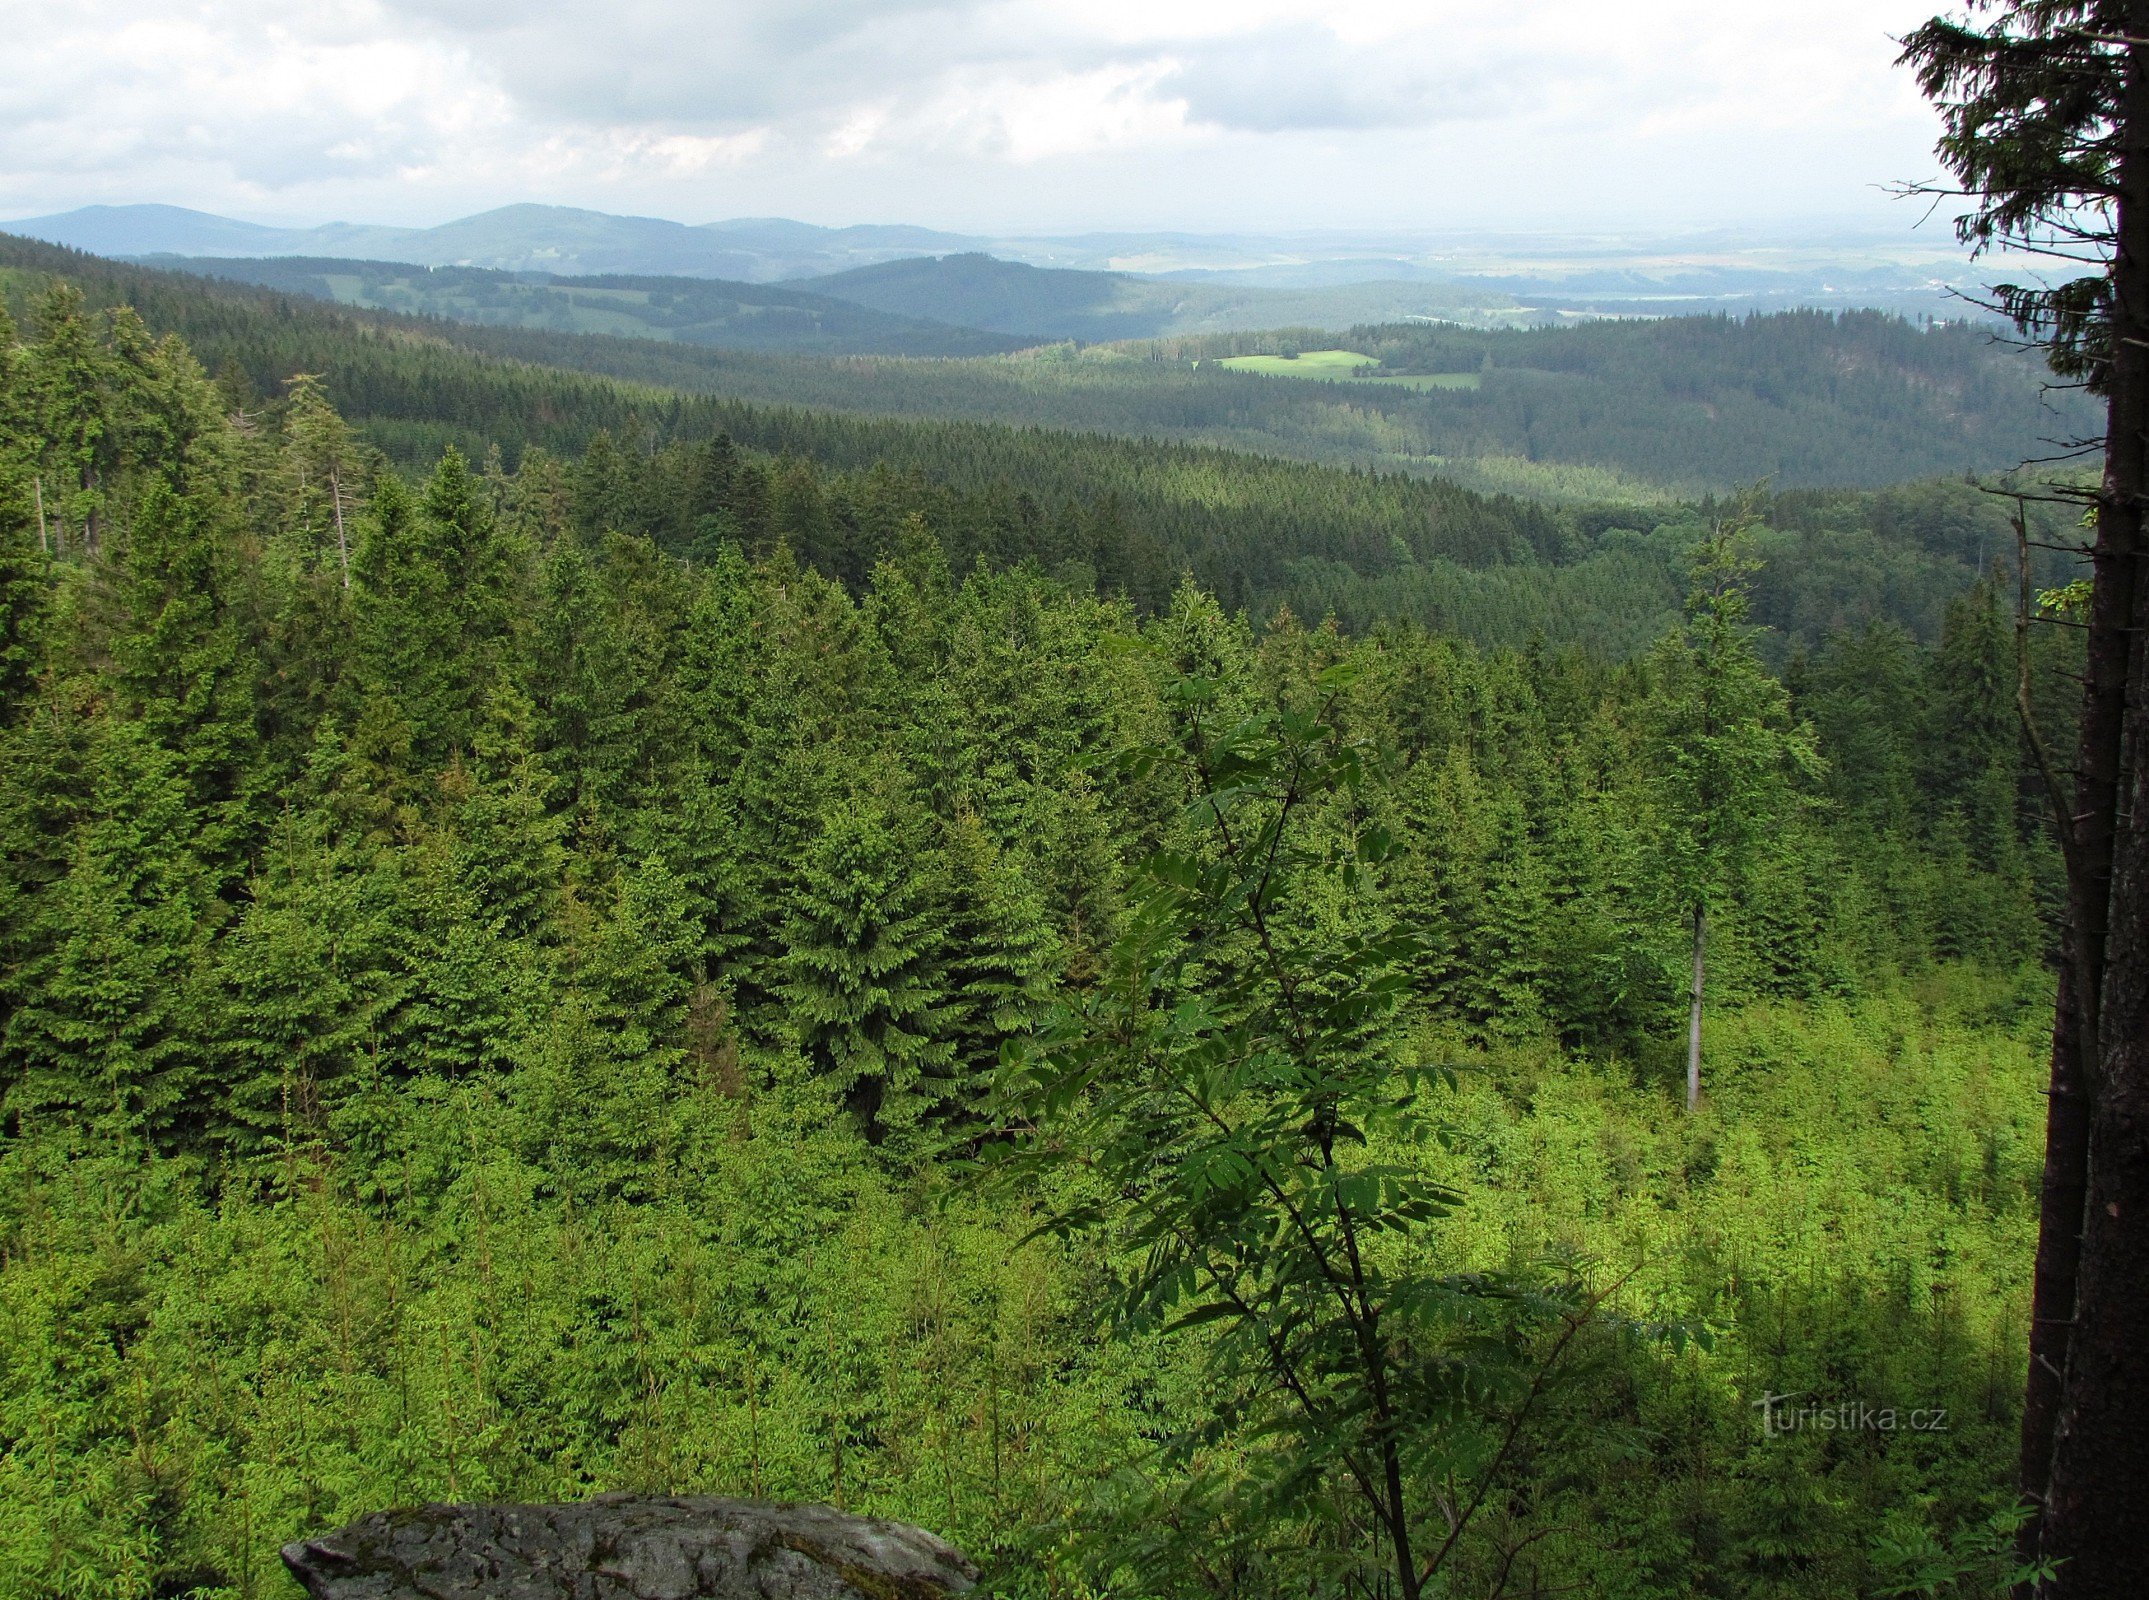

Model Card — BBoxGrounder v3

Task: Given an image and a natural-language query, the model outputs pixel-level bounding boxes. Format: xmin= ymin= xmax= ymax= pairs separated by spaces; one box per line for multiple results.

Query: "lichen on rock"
xmin=279 ymin=1494 xmax=980 ymax=1600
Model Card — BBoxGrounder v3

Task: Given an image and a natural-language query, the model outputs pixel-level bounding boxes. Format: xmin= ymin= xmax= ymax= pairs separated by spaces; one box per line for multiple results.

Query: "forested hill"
xmin=110 ymin=240 xmax=2083 ymax=496
xmin=151 ymin=256 xmax=1033 ymax=358
xmin=1343 ymin=310 xmax=2090 ymax=489
xmin=0 ymin=264 xmax=2068 ymax=1595
xmin=0 ymin=234 xmax=1565 ymax=622
xmin=1146 ymin=309 xmax=2095 ymax=492
xmin=799 ymin=253 xmax=1195 ymax=340
xmin=0 ymin=233 xmax=2083 ymax=651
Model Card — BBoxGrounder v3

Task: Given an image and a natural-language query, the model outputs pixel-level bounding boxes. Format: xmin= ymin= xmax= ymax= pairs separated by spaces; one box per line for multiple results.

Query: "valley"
xmin=0 ymin=150 xmax=2114 ymax=1600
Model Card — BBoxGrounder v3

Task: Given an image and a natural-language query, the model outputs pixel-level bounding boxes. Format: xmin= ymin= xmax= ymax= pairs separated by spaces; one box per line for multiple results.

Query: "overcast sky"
xmin=2 ymin=0 xmax=1962 ymax=237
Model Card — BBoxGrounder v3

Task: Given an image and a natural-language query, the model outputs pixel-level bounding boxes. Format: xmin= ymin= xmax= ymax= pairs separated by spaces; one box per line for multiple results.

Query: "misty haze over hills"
xmin=6 ymin=201 xmax=2008 ymax=326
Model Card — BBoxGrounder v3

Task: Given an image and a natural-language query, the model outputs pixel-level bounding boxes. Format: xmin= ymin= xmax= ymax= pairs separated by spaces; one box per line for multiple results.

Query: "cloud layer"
xmin=0 ymin=0 xmax=1955 ymax=234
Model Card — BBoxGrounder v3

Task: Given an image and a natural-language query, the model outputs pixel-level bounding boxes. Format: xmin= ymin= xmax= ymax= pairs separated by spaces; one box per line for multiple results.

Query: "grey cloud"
xmin=0 ymin=102 xmax=427 ymax=191
xmin=359 ymin=5 xmax=1507 ymax=143
xmin=226 ymin=128 xmax=437 ymax=188
xmin=1163 ymin=24 xmax=1504 ymax=133
xmin=378 ymin=0 xmax=1013 ymax=128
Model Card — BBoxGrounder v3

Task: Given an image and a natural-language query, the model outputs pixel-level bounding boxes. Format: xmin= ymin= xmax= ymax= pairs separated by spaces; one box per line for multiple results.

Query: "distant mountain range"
xmin=805 ymin=254 xmax=1228 ymax=342
xmin=0 ymin=230 xmax=2085 ymax=502
xmin=6 ymin=203 xmax=2006 ymax=327
xmin=145 ymin=248 xmax=1721 ymax=346
xmin=6 ymin=203 xmax=977 ymax=283
xmin=793 ymin=255 xmax=1563 ymax=341
xmin=157 ymin=256 xmax=1034 ymax=358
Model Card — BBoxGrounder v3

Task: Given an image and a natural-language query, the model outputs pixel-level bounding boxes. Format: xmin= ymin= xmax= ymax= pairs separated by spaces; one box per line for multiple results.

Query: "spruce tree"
xmin=109 ymin=479 xmax=260 ymax=869
xmin=3 ymin=723 xmax=215 ymax=1149
xmin=777 ymin=794 xmax=955 ymax=1145
xmin=0 ymin=311 xmax=46 ymax=724
xmin=213 ymin=800 xmax=395 ymax=1154
xmin=22 ymin=284 xmax=116 ymax=557
xmin=1642 ymin=518 xmax=1817 ymax=1109
xmin=940 ymin=809 xmax=1057 ymax=1102
xmin=278 ymin=373 xmax=363 ymax=588
xmin=350 ymin=469 xmax=460 ymax=768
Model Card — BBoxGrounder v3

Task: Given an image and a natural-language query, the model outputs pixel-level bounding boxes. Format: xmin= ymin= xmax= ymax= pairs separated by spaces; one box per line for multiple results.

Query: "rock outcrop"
xmin=280 ymin=1494 xmax=980 ymax=1600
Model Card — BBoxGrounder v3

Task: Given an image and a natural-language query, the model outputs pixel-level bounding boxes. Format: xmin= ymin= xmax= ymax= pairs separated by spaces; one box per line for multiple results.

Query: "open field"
xmin=1215 ymin=349 xmax=1485 ymax=389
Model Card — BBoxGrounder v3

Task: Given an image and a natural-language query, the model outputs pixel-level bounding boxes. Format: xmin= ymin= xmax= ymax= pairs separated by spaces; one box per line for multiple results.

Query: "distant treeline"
xmin=0 ymin=233 xmax=2087 ymax=653
xmin=1137 ymin=308 xmax=2097 ymax=490
xmin=0 ymin=265 xmax=2073 ymax=1600
xmin=156 ymin=254 xmax=1034 ymax=358
xmin=86 ymin=236 xmax=2094 ymax=496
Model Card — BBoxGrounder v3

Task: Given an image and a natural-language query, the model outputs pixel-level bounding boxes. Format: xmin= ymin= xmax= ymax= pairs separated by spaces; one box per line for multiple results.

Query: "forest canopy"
xmin=0 ymin=252 xmax=2076 ymax=1597
xmin=0 ymin=235 xmax=2092 ymax=655
xmin=30 ymin=235 xmax=2095 ymax=496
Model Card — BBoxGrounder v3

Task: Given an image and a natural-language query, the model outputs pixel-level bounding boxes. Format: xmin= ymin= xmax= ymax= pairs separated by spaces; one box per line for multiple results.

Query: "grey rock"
xmin=280 ymin=1495 xmax=980 ymax=1600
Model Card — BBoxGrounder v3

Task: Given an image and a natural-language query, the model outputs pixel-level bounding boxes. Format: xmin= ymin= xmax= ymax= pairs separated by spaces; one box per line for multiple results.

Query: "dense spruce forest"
xmin=112 ymin=239 xmax=2090 ymax=495
xmin=155 ymin=256 xmax=1033 ymax=359
xmin=0 ymin=235 xmax=2090 ymax=658
xmin=0 ymin=239 xmax=2078 ymax=1599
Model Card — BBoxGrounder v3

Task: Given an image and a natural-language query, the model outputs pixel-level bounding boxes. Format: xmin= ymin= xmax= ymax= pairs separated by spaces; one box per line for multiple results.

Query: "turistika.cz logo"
xmin=1752 ymin=1392 xmax=1949 ymax=1437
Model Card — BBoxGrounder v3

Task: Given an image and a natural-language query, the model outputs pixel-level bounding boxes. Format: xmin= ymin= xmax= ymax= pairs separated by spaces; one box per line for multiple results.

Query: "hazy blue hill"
xmin=6 ymin=204 xmax=1993 ymax=326
xmin=4 ymin=202 xmax=294 ymax=257
xmin=4 ymin=203 xmax=988 ymax=282
xmin=796 ymin=253 xmax=1529 ymax=338
xmin=152 ymin=255 xmax=1031 ymax=357
xmin=701 ymin=217 xmax=976 ymax=253
xmin=803 ymin=252 xmax=1744 ymax=337
xmin=394 ymin=203 xmax=758 ymax=275
xmin=803 ymin=252 xmax=1175 ymax=338
xmin=0 ymin=232 xmax=2084 ymax=500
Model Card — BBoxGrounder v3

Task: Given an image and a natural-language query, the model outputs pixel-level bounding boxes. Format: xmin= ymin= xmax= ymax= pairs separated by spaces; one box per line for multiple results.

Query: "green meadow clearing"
xmin=1214 ymin=348 xmax=1483 ymax=388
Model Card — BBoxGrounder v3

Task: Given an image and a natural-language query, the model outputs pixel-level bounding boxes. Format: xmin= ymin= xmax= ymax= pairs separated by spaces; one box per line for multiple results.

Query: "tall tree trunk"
xmin=2013 ymin=509 xmax=2094 ymax=1562
xmin=2033 ymin=8 xmax=2149 ymax=1590
xmin=1686 ymin=903 xmax=1706 ymax=1112
xmin=2016 ymin=961 xmax=2091 ymax=1572
xmin=2043 ymin=711 xmax=2149 ymax=1587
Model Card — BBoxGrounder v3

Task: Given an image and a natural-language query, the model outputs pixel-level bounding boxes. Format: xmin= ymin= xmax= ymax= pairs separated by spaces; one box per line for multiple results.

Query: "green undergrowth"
xmin=0 ymin=971 xmax=2043 ymax=1598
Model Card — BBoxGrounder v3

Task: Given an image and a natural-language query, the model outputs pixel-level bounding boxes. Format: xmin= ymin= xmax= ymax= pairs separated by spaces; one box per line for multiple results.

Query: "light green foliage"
xmin=1216 ymin=350 xmax=1482 ymax=390
xmin=1646 ymin=515 xmax=1822 ymax=919
xmin=0 ymin=286 xmax=2071 ymax=1599
xmin=984 ymin=658 xmax=1591 ymax=1600
xmin=779 ymin=790 xmax=958 ymax=1146
xmin=0 ymin=236 xmax=2098 ymax=655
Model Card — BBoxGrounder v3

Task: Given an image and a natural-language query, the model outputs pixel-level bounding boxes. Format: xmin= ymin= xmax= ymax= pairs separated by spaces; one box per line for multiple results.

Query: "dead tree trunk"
xmin=331 ymin=467 xmax=351 ymax=588
xmin=1686 ymin=904 xmax=1706 ymax=1113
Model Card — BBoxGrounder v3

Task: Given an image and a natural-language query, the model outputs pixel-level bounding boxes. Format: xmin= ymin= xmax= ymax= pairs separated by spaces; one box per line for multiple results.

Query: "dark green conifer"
xmin=777 ymin=793 xmax=955 ymax=1143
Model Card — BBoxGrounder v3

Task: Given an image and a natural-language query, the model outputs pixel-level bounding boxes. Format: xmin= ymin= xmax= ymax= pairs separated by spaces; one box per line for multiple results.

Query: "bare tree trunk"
xmin=2034 ymin=8 xmax=2149 ymax=1591
xmin=331 ymin=467 xmax=351 ymax=588
xmin=2009 ymin=507 xmax=2095 ymax=1578
xmin=32 ymin=476 xmax=47 ymax=555
xmin=1686 ymin=904 xmax=1706 ymax=1113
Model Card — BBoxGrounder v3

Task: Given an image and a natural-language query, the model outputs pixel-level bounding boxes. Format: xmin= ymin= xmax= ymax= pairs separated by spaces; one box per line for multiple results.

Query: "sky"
xmin=1 ymin=0 xmax=1964 ymax=238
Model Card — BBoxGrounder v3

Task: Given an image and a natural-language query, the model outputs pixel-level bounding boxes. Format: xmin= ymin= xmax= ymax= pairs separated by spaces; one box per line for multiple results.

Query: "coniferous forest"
xmin=0 ymin=227 xmax=2085 ymax=1599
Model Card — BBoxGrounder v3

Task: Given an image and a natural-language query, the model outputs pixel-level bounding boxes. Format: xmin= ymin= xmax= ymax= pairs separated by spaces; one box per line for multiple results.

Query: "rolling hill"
xmin=1 ymin=229 xmax=2084 ymax=652
xmin=150 ymin=256 xmax=1031 ymax=357
xmin=9 ymin=205 xmax=2000 ymax=329
xmin=797 ymin=253 xmax=1538 ymax=339
xmin=5 ymin=233 xmax=2083 ymax=499
xmin=2 ymin=203 xmax=981 ymax=282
